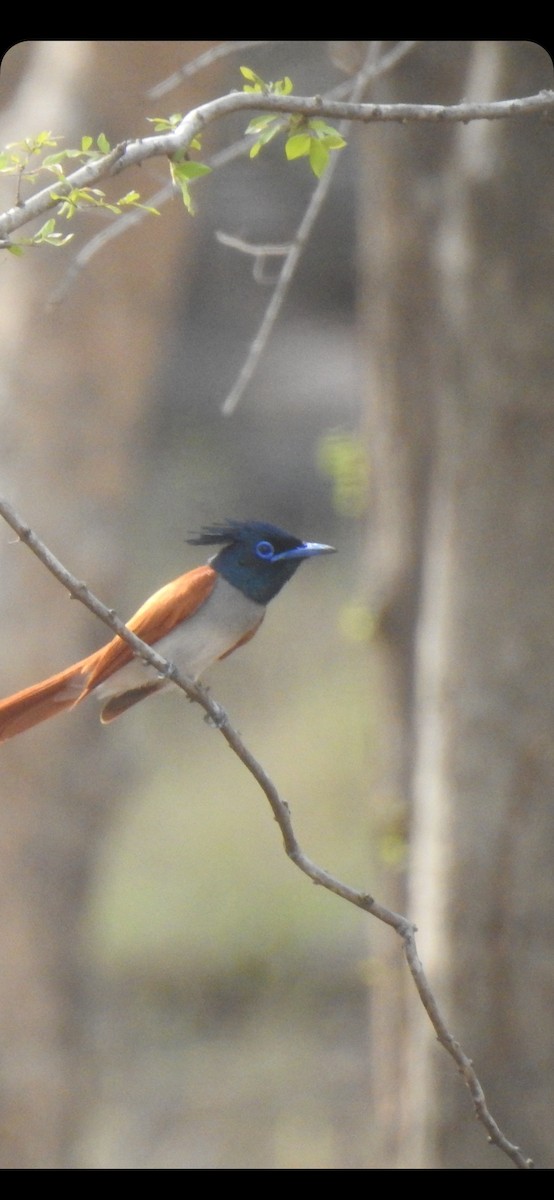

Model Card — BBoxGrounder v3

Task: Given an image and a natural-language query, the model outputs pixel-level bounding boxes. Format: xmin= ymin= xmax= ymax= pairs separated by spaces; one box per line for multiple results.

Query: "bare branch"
xmin=0 ymin=495 xmax=535 ymax=1169
xmin=148 ymin=41 xmax=276 ymax=99
xmin=149 ymin=39 xmax=419 ymax=103
xmin=215 ymin=232 xmax=293 ymax=286
xmin=220 ymin=157 xmax=337 ymax=415
xmin=215 ymin=231 xmax=292 ymax=257
xmin=220 ymin=42 xmax=381 ymax=414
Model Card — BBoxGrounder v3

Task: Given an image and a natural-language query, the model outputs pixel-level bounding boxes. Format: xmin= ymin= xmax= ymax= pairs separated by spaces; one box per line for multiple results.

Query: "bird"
xmin=0 ymin=520 xmax=335 ymax=743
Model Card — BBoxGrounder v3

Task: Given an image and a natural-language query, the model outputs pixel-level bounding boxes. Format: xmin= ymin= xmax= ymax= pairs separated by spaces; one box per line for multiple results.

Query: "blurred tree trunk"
xmin=0 ymin=40 xmax=219 ymax=1169
xmin=359 ymin=41 xmax=554 ymax=1167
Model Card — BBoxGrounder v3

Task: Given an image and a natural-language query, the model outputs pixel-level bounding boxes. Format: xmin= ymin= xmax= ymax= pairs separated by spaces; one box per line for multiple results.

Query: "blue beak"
xmin=272 ymin=541 xmax=336 ymax=562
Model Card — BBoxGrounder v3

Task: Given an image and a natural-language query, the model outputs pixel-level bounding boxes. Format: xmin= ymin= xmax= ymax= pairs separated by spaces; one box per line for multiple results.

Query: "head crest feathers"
xmin=187 ymin=521 xmax=303 ymax=550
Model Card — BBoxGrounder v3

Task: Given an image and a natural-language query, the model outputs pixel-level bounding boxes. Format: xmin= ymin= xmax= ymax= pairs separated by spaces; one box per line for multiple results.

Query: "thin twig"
xmin=220 ymin=161 xmax=338 ymax=414
xmin=329 ymin=39 xmax=420 ymax=92
xmin=0 ymin=496 xmax=535 ymax=1170
xmin=220 ymin=44 xmax=379 ymax=415
xmin=147 ymin=41 xmax=276 ymax=100
xmin=48 ymin=131 xmax=257 ymax=305
xmin=215 ymin=231 xmax=292 ymax=256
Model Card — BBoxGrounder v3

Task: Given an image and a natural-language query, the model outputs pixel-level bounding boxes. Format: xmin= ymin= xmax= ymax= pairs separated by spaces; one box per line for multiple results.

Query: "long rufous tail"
xmin=0 ymin=564 xmax=219 ymax=743
xmin=0 ymin=658 xmax=92 ymax=743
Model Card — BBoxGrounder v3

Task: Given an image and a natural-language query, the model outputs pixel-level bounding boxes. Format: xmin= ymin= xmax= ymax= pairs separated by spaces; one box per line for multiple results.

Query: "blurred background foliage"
xmin=0 ymin=40 xmax=379 ymax=1168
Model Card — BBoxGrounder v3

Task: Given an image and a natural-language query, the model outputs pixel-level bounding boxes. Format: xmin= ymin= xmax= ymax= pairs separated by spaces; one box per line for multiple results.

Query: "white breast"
xmin=95 ymin=576 xmax=264 ymax=703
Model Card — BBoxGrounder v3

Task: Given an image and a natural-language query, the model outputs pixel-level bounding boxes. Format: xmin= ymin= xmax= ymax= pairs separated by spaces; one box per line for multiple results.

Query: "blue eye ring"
xmin=255 ymin=539 xmax=275 ymax=560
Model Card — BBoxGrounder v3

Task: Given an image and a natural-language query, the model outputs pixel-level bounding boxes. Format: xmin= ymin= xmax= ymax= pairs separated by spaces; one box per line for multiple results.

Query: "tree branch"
xmin=220 ymin=41 xmax=379 ymax=415
xmin=1 ymin=88 xmax=553 ymax=244
xmin=47 ymin=130 xmax=258 ymax=305
xmin=147 ymin=40 xmax=277 ymax=100
xmin=35 ymin=42 xmax=418 ymax=297
xmin=0 ymin=495 xmax=535 ymax=1169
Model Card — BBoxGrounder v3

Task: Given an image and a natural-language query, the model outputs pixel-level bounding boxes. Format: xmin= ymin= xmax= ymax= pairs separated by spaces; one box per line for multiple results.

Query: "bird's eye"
xmin=255 ymin=540 xmax=274 ymax=560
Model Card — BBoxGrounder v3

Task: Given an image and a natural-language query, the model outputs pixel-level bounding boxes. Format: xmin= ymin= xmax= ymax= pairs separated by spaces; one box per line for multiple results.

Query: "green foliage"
xmin=318 ymin=429 xmax=374 ymax=650
xmin=240 ymin=65 xmax=294 ymax=96
xmin=241 ymin=67 xmax=346 ymax=178
xmin=378 ymin=828 xmax=408 ymax=870
xmin=1 ymin=68 xmax=346 ymax=252
xmin=146 ymin=115 xmax=212 ymax=212
xmin=0 ymin=130 xmax=61 ymax=179
xmin=317 ymin=431 xmax=370 ymax=517
xmin=51 ymin=186 xmax=160 ymax=221
xmin=0 ymin=131 xmax=160 ymax=253
xmin=169 ymin=158 xmax=212 ymax=215
xmin=0 ymin=132 xmax=113 ymax=184
xmin=169 ymin=154 xmax=212 ymax=216
xmin=6 ymin=217 xmax=74 ymax=254
xmin=338 ymin=600 xmax=376 ymax=645
xmin=146 ymin=113 xmax=202 ymax=148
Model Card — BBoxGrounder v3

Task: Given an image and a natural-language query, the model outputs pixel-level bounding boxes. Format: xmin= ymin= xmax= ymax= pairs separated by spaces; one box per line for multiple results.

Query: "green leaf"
xmin=308 ymin=119 xmax=340 ymax=137
xmin=33 ymin=131 xmax=59 ymax=149
xmin=147 ymin=116 xmax=172 ymax=131
xmin=33 ymin=218 xmax=74 ymax=246
xmin=7 ymin=243 xmax=24 ymax=256
xmin=241 ymin=67 xmax=294 ymax=96
xmin=306 ymin=119 xmax=347 ymax=150
xmin=245 ymin=114 xmax=277 ymax=134
xmin=275 ymin=76 xmax=293 ymax=95
xmin=81 ymin=136 xmax=93 ymax=152
xmin=248 ymin=121 xmax=282 ymax=156
xmin=171 ymin=160 xmax=211 ymax=181
xmin=321 ymin=132 xmax=347 ymax=149
xmin=309 ymin=138 xmax=329 ymax=177
xmin=0 ymin=151 xmax=17 ymax=171
xmin=285 ymin=132 xmax=311 ymax=160
xmin=97 ymin=132 xmax=110 ymax=153
xmin=41 ymin=152 xmax=71 ymax=168
xmin=170 ymin=162 xmax=195 ymax=213
xmin=240 ymin=65 xmax=266 ymax=93
xmin=240 ymin=66 xmax=259 ymax=83
xmin=117 ymin=191 xmax=160 ymax=215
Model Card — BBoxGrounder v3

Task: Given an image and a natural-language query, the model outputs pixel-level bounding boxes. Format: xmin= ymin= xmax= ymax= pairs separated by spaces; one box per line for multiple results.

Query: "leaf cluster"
xmin=0 ymin=64 xmax=347 ymax=254
xmin=0 ymin=132 xmax=160 ymax=253
xmin=241 ymin=67 xmax=347 ymax=178
xmin=146 ymin=115 xmax=212 ymax=213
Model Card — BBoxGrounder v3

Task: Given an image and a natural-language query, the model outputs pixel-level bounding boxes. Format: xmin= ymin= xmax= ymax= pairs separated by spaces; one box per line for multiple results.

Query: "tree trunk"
xmin=360 ymin=40 xmax=554 ymax=1167
xmin=0 ymin=40 xmax=218 ymax=1168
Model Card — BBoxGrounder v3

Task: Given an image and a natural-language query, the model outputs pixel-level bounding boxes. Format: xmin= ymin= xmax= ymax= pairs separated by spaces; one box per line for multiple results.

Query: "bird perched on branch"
xmin=0 ymin=520 xmax=335 ymax=743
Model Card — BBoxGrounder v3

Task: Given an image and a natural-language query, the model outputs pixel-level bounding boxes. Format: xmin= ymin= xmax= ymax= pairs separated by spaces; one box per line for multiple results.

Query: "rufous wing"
xmin=0 ymin=565 xmax=218 ymax=742
xmin=83 ymin=565 xmax=218 ymax=692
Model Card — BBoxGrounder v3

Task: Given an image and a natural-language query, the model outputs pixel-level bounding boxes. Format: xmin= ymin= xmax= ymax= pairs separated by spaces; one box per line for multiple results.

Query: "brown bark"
xmin=360 ymin=41 xmax=554 ymax=1167
xmin=0 ymin=40 xmax=218 ymax=1168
